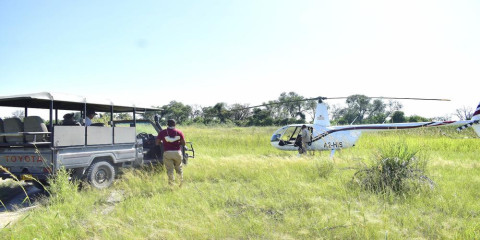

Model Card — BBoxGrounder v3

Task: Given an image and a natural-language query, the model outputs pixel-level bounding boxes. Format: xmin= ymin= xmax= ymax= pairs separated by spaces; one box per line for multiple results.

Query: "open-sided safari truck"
xmin=0 ymin=92 xmax=194 ymax=189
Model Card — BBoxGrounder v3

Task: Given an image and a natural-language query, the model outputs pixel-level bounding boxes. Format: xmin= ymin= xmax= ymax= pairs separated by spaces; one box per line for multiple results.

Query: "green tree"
xmin=201 ymin=106 xmax=216 ymax=124
xmin=391 ymin=111 xmax=406 ymax=123
xmin=190 ymin=104 xmax=203 ymax=120
xmin=332 ymin=96 xmax=404 ymax=124
xmin=407 ymin=115 xmax=429 ymax=122
xmin=159 ymin=101 xmax=192 ymax=124
xmin=260 ymin=100 xmax=281 ymax=119
xmin=247 ymin=108 xmax=274 ymax=126
xmin=230 ymin=103 xmax=251 ymax=125
xmin=201 ymin=103 xmax=231 ymax=124
xmin=213 ymin=103 xmax=231 ymax=123
xmin=278 ymin=92 xmax=305 ymax=118
xmin=365 ymin=99 xmax=386 ymax=123
xmin=346 ymin=95 xmax=371 ymax=123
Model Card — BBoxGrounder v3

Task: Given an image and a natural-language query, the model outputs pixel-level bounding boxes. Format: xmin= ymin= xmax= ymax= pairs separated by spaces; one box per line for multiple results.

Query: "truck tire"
xmin=87 ymin=161 xmax=115 ymax=189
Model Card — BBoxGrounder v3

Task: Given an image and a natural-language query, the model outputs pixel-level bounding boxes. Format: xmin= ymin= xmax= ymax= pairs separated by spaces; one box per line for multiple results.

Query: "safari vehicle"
xmin=0 ymin=92 xmax=194 ymax=189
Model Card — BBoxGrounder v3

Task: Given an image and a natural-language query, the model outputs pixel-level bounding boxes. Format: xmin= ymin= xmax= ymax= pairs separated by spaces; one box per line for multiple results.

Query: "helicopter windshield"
xmin=281 ymin=126 xmax=301 ymax=142
xmin=270 ymin=127 xmax=287 ymax=142
xmin=271 ymin=133 xmax=281 ymax=142
xmin=271 ymin=126 xmax=288 ymax=142
xmin=270 ymin=125 xmax=302 ymax=143
xmin=271 ymin=125 xmax=318 ymax=146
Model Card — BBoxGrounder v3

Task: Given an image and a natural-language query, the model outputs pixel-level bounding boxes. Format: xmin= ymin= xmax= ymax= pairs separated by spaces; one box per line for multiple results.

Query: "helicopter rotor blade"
xmin=229 ymin=96 xmax=450 ymax=111
xmin=230 ymin=97 xmax=324 ymax=111
xmin=365 ymin=97 xmax=450 ymax=101
xmin=324 ymin=96 xmax=450 ymax=101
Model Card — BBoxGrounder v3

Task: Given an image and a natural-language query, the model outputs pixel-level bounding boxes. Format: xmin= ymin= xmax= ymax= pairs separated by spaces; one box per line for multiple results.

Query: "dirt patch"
xmin=0 ymin=205 xmax=36 ymax=228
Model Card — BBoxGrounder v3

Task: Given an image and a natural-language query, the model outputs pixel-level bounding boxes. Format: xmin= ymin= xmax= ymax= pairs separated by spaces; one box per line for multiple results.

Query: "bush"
xmin=352 ymin=142 xmax=434 ymax=195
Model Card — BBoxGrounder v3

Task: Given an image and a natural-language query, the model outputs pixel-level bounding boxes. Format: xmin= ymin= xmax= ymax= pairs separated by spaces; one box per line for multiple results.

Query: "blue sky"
xmin=1 ymin=0 xmax=479 ymax=118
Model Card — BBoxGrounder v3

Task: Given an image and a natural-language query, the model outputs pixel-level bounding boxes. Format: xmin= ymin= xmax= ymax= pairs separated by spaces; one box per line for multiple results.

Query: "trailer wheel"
xmin=87 ymin=161 xmax=115 ymax=189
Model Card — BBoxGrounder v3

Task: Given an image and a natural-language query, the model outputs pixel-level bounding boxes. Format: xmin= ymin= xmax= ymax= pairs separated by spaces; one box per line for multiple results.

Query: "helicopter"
xmin=248 ymin=96 xmax=480 ymax=157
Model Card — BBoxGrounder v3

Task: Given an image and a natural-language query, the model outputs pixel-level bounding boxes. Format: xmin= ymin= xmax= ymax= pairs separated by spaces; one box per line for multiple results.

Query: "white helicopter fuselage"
xmin=270 ymin=124 xmax=361 ymax=151
xmin=270 ymin=100 xmax=480 ymax=153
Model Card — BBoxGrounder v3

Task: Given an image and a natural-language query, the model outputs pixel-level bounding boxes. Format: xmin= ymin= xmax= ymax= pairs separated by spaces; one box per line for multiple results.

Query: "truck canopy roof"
xmin=0 ymin=92 xmax=159 ymax=113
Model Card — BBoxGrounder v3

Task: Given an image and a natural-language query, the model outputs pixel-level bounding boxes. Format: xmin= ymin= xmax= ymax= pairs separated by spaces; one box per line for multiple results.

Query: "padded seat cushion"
xmin=4 ymin=118 xmax=23 ymax=144
xmin=24 ymin=116 xmax=49 ymax=142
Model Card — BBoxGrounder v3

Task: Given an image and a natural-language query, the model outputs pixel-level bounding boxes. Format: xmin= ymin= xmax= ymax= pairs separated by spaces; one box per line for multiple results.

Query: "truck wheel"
xmin=87 ymin=161 xmax=115 ymax=189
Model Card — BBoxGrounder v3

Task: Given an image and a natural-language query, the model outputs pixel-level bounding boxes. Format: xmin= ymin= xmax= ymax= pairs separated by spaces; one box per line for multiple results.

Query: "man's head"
xmin=86 ymin=110 xmax=97 ymax=119
xmin=167 ymin=119 xmax=176 ymax=128
xmin=302 ymin=125 xmax=307 ymax=129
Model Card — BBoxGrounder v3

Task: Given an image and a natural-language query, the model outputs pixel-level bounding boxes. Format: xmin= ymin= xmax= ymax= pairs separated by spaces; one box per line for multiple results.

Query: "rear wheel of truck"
xmin=87 ymin=161 xmax=115 ymax=189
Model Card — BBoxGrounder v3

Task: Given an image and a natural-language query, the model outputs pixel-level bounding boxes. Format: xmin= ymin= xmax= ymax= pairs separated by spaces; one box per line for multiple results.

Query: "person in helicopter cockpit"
xmin=294 ymin=132 xmax=305 ymax=154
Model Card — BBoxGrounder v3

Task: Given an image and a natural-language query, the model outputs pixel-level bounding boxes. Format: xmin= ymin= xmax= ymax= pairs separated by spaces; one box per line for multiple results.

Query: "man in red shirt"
xmin=156 ymin=119 xmax=186 ymax=185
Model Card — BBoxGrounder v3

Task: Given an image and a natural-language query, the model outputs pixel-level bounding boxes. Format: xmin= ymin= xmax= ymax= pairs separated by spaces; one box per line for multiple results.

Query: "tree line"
xmin=143 ymin=92 xmax=474 ymax=126
xmin=5 ymin=92 xmax=472 ymax=126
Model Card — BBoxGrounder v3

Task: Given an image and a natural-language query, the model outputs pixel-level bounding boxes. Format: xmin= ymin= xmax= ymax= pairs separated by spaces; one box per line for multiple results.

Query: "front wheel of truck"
xmin=87 ymin=161 xmax=115 ymax=189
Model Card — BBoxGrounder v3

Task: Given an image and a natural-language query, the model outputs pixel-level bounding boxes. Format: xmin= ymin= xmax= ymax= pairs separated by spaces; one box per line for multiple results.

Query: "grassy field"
xmin=1 ymin=126 xmax=479 ymax=239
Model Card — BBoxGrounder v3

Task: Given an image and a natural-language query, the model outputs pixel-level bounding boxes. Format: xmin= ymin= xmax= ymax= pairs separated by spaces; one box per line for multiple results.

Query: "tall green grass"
xmin=1 ymin=126 xmax=479 ymax=239
xmin=352 ymin=141 xmax=433 ymax=195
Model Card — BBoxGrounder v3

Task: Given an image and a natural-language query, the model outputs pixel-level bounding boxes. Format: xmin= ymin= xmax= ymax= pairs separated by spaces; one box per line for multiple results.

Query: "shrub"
xmin=352 ymin=142 xmax=434 ymax=195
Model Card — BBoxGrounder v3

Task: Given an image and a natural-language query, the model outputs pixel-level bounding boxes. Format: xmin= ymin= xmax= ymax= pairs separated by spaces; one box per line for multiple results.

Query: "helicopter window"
xmin=280 ymin=126 xmax=301 ymax=142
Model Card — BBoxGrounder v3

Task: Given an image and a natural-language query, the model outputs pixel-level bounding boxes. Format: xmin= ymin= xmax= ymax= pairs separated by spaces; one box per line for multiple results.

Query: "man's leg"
xmin=164 ymin=152 xmax=175 ymax=185
xmin=301 ymin=141 xmax=307 ymax=154
xmin=173 ymin=152 xmax=183 ymax=182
